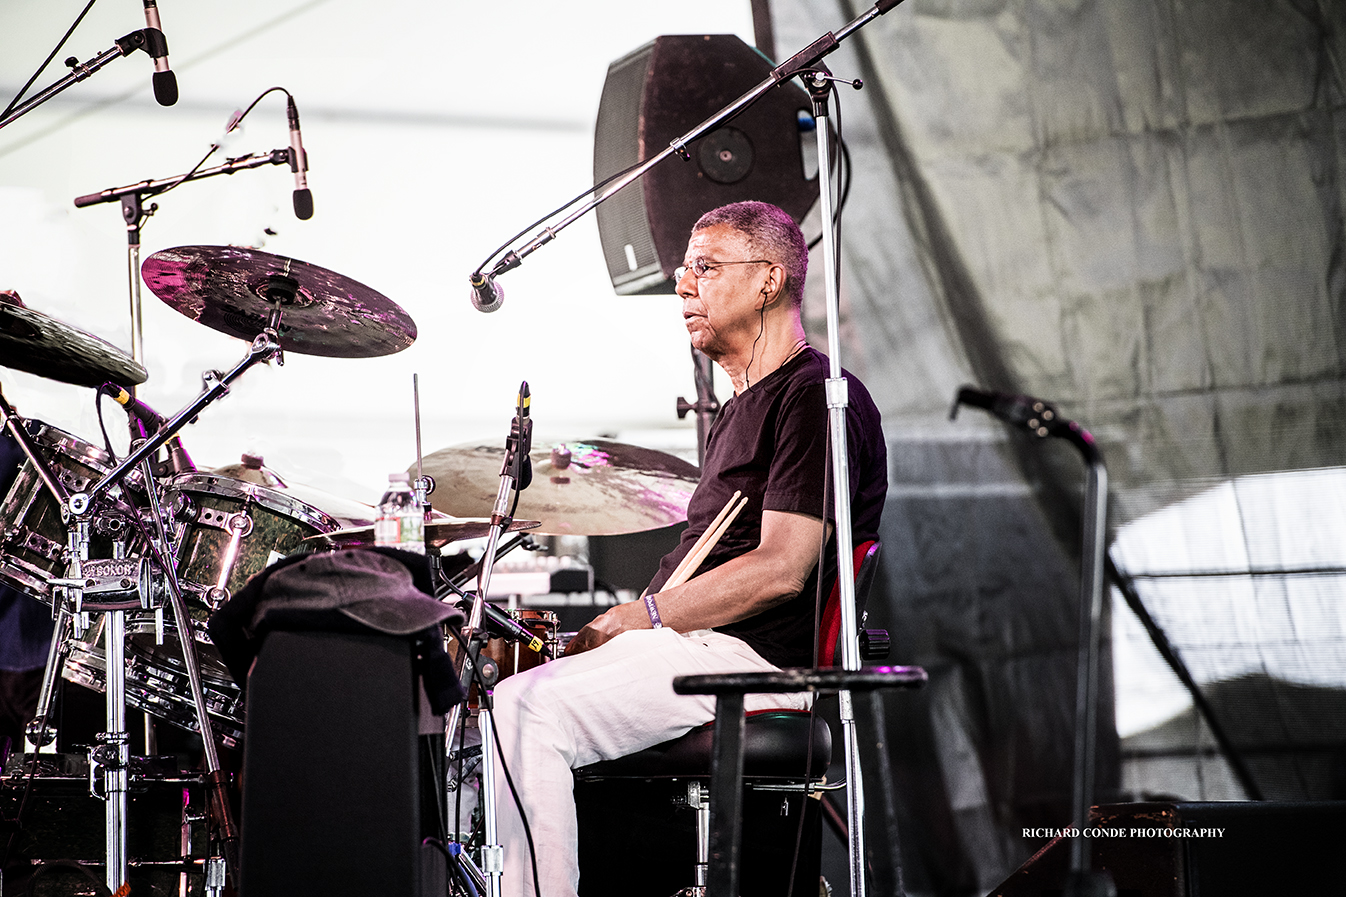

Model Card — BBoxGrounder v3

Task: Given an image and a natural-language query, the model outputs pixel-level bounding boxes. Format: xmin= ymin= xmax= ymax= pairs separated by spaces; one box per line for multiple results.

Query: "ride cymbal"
xmin=414 ymin=439 xmax=699 ymax=536
xmin=141 ymin=245 xmax=415 ymax=358
xmin=0 ymin=302 xmax=147 ymax=387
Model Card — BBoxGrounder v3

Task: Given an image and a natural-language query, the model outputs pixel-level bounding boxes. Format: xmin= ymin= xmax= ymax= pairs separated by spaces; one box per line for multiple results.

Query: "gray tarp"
xmin=772 ymin=0 xmax=1346 ymax=893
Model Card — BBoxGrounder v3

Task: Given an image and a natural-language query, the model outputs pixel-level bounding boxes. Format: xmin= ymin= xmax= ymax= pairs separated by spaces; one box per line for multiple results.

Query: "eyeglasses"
xmin=674 ymin=259 xmax=772 ymax=281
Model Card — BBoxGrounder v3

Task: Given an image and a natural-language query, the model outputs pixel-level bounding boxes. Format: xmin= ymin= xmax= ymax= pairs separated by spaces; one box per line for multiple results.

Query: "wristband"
xmin=643 ymin=593 xmax=664 ymax=629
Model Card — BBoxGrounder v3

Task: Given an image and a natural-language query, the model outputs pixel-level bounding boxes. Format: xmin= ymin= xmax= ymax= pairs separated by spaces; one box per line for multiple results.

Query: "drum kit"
xmin=0 ymin=246 xmax=700 ymax=894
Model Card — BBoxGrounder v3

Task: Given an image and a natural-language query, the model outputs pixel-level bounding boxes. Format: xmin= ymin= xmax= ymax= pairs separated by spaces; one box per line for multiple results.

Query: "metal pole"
xmin=104 ymin=608 xmax=130 ymax=893
xmin=807 ymin=70 xmax=867 ymax=897
xmin=1067 ymin=458 xmax=1109 ymax=892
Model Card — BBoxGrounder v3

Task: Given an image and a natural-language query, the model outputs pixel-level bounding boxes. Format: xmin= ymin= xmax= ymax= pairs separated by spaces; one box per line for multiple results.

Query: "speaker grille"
xmin=593 ymin=35 xmax=819 ymax=296
xmin=594 ymin=41 xmax=664 ymax=294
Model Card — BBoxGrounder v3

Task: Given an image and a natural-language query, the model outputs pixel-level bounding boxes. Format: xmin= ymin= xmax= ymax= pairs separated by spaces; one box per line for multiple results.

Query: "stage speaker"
xmin=990 ymin=801 xmax=1346 ymax=897
xmin=240 ymin=630 xmax=443 ymax=897
xmin=593 ymin=35 xmax=820 ymax=295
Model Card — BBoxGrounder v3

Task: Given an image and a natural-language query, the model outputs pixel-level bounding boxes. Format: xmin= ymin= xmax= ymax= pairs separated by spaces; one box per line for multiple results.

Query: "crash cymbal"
xmin=415 ymin=439 xmax=699 ymax=536
xmin=302 ymin=516 xmax=541 ymax=550
xmin=0 ymin=301 xmax=147 ymax=387
xmin=141 ymin=245 xmax=416 ymax=358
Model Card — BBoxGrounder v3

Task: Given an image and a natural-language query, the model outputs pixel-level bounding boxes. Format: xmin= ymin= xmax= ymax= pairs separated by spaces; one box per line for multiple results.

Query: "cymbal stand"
xmin=134 ymin=453 xmax=238 ymax=891
xmin=444 ymin=383 xmax=531 ymax=897
xmin=42 ymin=490 xmax=159 ymax=894
xmin=79 ymin=319 xmax=284 ymax=509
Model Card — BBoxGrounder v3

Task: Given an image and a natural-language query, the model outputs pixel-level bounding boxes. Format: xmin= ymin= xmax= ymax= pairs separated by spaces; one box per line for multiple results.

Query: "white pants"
xmin=489 ymin=627 xmax=810 ymax=897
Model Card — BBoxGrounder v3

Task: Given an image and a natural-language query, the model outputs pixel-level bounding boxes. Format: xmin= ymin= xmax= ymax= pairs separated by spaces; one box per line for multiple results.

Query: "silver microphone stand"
xmin=443 ymin=383 xmax=532 ymax=897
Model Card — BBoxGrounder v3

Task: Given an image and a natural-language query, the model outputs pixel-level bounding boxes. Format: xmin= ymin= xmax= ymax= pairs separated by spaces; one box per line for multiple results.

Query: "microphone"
xmin=949 ymin=385 xmax=1095 ymax=452
xmin=140 ymin=0 xmax=178 ymax=106
xmin=469 ymin=272 xmax=503 ymax=313
xmin=103 ymin=382 xmax=164 ymax=434
xmin=164 ymin=434 xmax=195 ymax=474
xmin=503 ymin=382 xmax=533 ymax=491
xmin=458 ymin=599 xmax=549 ymax=657
xmin=286 ymin=96 xmax=313 ymax=220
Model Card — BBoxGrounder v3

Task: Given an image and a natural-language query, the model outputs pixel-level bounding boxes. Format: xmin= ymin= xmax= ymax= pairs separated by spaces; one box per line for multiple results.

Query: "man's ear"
xmin=760 ymin=264 xmax=786 ymax=308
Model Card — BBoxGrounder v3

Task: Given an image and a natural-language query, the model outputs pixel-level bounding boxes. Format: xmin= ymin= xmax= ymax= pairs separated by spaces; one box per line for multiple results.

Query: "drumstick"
xmin=661 ymin=493 xmax=748 ymax=592
xmin=664 ymin=490 xmax=740 ymax=587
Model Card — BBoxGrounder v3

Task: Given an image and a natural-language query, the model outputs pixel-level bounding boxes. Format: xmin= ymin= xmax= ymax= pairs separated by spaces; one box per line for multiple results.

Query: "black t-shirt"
xmin=646 ymin=347 xmax=887 ymax=667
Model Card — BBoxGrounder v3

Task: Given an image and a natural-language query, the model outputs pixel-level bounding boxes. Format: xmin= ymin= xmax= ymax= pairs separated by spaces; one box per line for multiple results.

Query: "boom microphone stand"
xmin=0 ymin=25 xmax=172 ymax=131
xmin=950 ymin=388 xmax=1115 ymax=897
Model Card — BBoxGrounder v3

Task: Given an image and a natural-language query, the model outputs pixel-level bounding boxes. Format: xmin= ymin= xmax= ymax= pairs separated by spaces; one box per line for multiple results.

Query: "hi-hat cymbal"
xmin=302 ymin=517 xmax=541 ymax=550
xmin=141 ymin=245 xmax=416 ymax=358
xmin=0 ymin=301 xmax=147 ymax=387
xmin=415 ymin=439 xmax=699 ymax=536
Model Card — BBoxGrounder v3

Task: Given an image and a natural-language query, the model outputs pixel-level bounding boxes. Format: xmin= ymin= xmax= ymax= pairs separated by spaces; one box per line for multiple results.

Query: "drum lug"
xmin=17 ymin=528 xmax=64 ymax=562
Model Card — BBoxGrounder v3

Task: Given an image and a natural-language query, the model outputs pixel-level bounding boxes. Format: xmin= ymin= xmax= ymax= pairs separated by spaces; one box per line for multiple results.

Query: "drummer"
xmin=490 ymin=200 xmax=888 ymax=897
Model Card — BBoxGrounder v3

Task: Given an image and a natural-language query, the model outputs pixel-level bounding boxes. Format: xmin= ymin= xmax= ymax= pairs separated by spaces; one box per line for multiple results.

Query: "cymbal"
xmin=207 ymin=454 xmax=379 ymax=529
xmin=141 ymin=245 xmax=416 ymax=358
xmin=0 ymin=302 xmax=147 ymax=387
xmin=414 ymin=439 xmax=699 ymax=536
xmin=303 ymin=516 xmax=541 ymax=549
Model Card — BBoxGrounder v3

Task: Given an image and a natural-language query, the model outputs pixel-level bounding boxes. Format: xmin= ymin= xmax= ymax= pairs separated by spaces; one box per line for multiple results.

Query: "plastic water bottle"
xmin=375 ymin=471 xmax=425 ymax=553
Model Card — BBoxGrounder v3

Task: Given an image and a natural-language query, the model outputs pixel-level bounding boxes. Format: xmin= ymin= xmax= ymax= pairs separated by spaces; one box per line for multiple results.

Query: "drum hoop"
xmin=27 ymin=422 xmax=115 ymax=471
xmin=164 ymin=472 xmax=341 ymax=531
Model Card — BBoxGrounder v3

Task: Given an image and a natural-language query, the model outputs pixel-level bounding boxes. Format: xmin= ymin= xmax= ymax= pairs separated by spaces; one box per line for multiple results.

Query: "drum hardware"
xmin=4 ymin=243 xmax=409 ymax=895
xmin=7 ymin=325 xmax=290 ymax=895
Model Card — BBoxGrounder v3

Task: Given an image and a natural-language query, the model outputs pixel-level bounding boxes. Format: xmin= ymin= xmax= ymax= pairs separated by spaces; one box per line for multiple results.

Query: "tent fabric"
xmin=772 ymin=0 xmax=1346 ymax=893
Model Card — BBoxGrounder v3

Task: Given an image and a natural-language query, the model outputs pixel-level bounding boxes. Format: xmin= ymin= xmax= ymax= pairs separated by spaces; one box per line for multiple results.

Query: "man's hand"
xmin=563 ymin=600 xmax=649 ymax=657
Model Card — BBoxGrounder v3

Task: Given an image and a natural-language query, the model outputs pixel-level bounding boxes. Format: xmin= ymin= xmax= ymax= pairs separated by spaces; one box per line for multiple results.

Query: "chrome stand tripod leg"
xmin=102 ymin=608 xmax=130 ymax=893
xmin=166 ymin=580 xmax=241 ymax=872
xmin=145 ymin=455 xmax=240 ymax=882
xmin=25 ymin=606 xmax=71 ymax=748
xmin=478 ymin=705 xmax=504 ymax=897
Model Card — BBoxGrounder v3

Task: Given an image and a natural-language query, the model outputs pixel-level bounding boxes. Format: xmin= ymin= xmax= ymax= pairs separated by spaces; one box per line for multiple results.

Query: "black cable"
xmin=805 ymin=83 xmax=852 ymax=252
xmin=832 ymin=86 xmax=847 ymax=299
xmin=485 ymin=705 xmax=544 ymax=897
xmin=141 ymin=85 xmax=293 ymax=216
xmin=94 ymin=388 xmax=118 ymax=462
xmin=1 ymin=0 xmax=101 ymax=120
xmin=471 ymin=159 xmax=647 ymax=277
xmin=422 ymin=837 xmax=481 ymax=897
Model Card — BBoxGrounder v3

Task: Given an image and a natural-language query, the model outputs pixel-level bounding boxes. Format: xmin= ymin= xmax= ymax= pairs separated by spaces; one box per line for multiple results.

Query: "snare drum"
xmin=452 ymin=608 xmax=559 ymax=706
xmin=163 ymin=471 xmax=345 ymax=613
xmin=62 ymin=614 xmax=245 ymax=748
xmin=0 ymin=422 xmax=143 ymax=604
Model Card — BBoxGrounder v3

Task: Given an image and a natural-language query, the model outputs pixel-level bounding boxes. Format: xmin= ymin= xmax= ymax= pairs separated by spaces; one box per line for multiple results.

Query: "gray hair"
xmin=692 ymin=201 xmax=808 ymax=309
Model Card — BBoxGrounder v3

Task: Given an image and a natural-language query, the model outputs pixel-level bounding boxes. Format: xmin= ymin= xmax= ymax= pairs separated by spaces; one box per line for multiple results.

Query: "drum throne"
xmin=573 ymin=541 xmax=887 ymax=897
